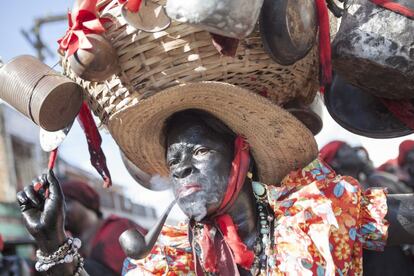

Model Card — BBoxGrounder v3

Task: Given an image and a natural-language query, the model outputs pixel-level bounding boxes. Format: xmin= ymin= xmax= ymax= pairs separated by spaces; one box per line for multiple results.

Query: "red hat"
xmin=398 ymin=140 xmax=414 ymax=166
xmin=319 ymin=140 xmax=346 ymax=164
xmin=62 ymin=180 xmax=101 ymax=216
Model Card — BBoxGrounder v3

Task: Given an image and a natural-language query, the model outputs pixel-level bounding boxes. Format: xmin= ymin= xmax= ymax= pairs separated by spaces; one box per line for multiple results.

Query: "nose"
xmin=173 ymin=164 xmax=193 ymax=179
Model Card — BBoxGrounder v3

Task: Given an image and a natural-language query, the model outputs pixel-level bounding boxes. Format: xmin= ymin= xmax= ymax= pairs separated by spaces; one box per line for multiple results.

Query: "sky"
xmin=1 ymin=0 xmax=413 ymax=221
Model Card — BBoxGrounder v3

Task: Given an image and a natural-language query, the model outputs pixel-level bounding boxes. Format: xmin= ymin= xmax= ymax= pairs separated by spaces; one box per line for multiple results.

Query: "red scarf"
xmin=195 ymin=136 xmax=254 ymax=273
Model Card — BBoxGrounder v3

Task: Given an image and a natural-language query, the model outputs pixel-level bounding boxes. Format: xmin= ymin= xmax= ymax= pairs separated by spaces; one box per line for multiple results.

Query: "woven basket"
xmin=62 ymin=0 xmax=319 ymax=124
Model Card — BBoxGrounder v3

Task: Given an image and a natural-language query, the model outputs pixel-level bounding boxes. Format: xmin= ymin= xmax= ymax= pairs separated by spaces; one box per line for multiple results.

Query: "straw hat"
xmin=109 ymin=82 xmax=317 ymax=184
xmin=62 ymin=0 xmax=320 ymax=184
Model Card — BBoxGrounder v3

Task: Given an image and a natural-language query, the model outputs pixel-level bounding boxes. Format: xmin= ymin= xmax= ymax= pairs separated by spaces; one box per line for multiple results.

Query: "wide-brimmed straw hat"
xmin=109 ymin=82 xmax=317 ymax=184
xmin=62 ymin=0 xmax=320 ymax=185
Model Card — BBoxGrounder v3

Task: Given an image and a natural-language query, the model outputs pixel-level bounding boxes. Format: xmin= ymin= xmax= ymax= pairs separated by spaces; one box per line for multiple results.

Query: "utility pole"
xmin=21 ymin=14 xmax=67 ymax=62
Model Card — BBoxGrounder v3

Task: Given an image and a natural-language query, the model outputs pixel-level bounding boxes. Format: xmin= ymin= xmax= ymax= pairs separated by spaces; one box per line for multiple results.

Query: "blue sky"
xmin=1 ymin=0 xmax=414 ymax=220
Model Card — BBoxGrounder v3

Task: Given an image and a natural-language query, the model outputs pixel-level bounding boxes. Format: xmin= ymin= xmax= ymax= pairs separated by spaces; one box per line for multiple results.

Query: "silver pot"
xmin=166 ymin=0 xmax=264 ymax=38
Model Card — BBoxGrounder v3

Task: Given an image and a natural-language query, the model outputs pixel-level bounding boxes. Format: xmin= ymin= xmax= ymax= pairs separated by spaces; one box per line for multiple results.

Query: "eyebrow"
xmin=167 ymin=143 xmax=195 ymax=158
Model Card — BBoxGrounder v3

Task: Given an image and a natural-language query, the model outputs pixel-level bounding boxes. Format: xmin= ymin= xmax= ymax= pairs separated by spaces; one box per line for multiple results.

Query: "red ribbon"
xmin=315 ymin=0 xmax=332 ymax=91
xmin=77 ymin=102 xmax=112 ymax=188
xmin=370 ymin=0 xmax=414 ymax=19
xmin=198 ymin=136 xmax=254 ymax=273
xmin=58 ymin=0 xmax=106 ymax=56
xmin=380 ymin=99 xmax=414 ymax=131
xmin=48 ymin=148 xmax=58 ymax=170
xmin=118 ymin=0 xmax=143 ymax=12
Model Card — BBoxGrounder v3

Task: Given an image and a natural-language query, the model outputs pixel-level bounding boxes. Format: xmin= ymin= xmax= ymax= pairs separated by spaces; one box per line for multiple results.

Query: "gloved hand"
xmin=16 ymin=170 xmax=67 ymax=254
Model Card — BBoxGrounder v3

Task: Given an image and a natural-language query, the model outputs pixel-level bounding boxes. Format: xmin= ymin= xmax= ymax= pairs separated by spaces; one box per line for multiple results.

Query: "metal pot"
xmin=260 ymin=0 xmax=317 ymax=65
xmin=325 ymin=74 xmax=413 ymax=138
xmin=166 ymin=0 xmax=264 ymax=38
xmin=286 ymin=94 xmax=323 ymax=135
xmin=68 ymin=34 xmax=119 ymax=82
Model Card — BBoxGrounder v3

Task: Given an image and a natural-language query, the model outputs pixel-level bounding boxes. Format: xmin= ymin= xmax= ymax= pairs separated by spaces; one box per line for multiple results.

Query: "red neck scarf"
xmin=194 ymin=136 xmax=255 ymax=273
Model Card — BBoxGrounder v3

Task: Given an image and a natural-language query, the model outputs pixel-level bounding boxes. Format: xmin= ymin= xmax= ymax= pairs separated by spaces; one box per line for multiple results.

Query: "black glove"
xmin=16 ymin=170 xmax=67 ymax=254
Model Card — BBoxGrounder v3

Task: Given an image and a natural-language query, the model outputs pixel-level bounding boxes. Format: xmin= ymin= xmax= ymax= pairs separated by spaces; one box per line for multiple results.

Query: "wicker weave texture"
xmin=62 ymin=0 xmax=319 ymax=124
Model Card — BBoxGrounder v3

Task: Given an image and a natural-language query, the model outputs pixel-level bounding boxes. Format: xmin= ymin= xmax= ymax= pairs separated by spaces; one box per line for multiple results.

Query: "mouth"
xmin=177 ymin=184 xmax=202 ymax=199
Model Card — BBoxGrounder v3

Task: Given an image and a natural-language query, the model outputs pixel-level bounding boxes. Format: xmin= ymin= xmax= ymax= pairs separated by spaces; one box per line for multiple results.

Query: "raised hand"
xmin=16 ymin=170 xmax=67 ymax=254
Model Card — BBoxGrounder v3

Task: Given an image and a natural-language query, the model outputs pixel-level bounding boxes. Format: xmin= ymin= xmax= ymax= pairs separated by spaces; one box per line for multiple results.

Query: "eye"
xmin=194 ymin=147 xmax=210 ymax=156
xmin=168 ymin=159 xmax=179 ymax=167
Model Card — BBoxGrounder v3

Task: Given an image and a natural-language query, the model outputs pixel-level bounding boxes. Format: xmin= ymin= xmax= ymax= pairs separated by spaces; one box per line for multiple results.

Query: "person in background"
xmin=320 ymin=140 xmax=414 ymax=276
xmin=379 ymin=140 xmax=414 ymax=190
xmin=61 ymin=180 xmax=146 ymax=275
xmin=319 ymin=140 xmax=374 ymax=182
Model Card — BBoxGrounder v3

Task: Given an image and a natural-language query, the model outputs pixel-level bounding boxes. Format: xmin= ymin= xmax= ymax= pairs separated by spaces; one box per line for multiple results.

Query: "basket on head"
xmin=62 ymin=0 xmax=319 ymax=123
xmin=61 ymin=0 xmax=320 ymax=184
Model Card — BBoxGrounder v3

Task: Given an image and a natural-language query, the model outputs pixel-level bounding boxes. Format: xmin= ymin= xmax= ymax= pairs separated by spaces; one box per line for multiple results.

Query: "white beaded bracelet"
xmin=35 ymin=237 xmax=83 ymax=273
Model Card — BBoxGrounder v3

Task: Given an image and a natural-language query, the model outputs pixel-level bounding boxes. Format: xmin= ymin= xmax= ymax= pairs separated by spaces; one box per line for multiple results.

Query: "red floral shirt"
xmin=122 ymin=158 xmax=388 ymax=275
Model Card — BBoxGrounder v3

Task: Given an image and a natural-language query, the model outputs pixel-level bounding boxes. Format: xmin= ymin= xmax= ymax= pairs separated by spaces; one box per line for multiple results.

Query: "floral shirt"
xmin=122 ymin=158 xmax=388 ymax=276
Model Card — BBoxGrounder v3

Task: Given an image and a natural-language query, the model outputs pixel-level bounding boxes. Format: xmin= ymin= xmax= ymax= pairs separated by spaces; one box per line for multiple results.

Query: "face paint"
xmin=166 ymin=121 xmax=234 ymax=222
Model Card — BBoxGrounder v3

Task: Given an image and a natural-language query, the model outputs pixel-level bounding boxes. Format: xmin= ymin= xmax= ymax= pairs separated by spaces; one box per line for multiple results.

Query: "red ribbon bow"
xmin=118 ymin=0 xmax=143 ymax=12
xmin=58 ymin=0 xmax=106 ymax=56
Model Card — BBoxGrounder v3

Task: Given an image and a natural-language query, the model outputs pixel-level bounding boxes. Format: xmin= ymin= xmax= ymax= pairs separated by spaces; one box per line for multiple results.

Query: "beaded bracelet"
xmin=35 ymin=237 xmax=83 ymax=273
xmin=73 ymin=255 xmax=85 ymax=276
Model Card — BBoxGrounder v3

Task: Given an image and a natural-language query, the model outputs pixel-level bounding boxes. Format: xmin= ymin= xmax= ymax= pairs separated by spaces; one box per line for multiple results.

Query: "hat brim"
xmin=325 ymin=74 xmax=413 ymax=138
xmin=108 ymin=82 xmax=318 ymax=184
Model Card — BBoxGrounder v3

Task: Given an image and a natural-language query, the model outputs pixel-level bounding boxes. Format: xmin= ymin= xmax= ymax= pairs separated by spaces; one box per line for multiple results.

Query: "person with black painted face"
xmin=15 ymin=85 xmax=414 ymax=276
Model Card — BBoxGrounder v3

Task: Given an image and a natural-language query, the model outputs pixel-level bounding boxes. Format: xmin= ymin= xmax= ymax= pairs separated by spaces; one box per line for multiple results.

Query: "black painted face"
xmin=166 ymin=119 xmax=234 ymax=222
